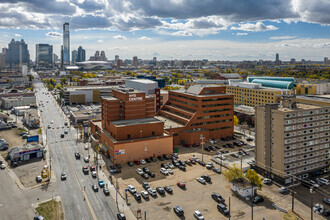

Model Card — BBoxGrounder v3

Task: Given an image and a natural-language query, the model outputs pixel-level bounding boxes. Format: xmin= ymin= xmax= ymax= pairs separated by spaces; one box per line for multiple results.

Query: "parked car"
xmin=213 ymin=168 xmax=221 ymax=174
xmin=136 ymin=168 xmax=143 ymax=175
xmin=201 ymin=175 xmax=211 ymax=182
xmin=84 ymin=157 xmax=89 ymax=163
xmin=156 ymin=187 xmax=165 ymax=195
xmin=134 ymin=160 xmax=140 ymax=165
xmin=22 ymin=134 xmax=30 ymax=139
xmin=149 ymin=172 xmax=155 ymax=178
xmin=128 ymin=185 xmax=136 ymax=194
xmin=198 ymin=161 xmax=206 ymax=166
xmin=145 ymin=158 xmax=151 ymax=163
xmin=90 ymin=166 xmax=95 ymax=171
xmin=253 ymin=196 xmax=264 ymax=204
xmin=193 ymin=210 xmax=204 ymax=220
xmin=141 ymin=190 xmax=149 ymax=199
xmin=150 ymin=157 xmax=157 ymax=162
xmin=141 ymin=173 xmax=149 ymax=179
xmin=178 ymin=165 xmax=186 ymax=171
xmin=19 ymin=132 xmax=28 ymax=136
xmin=160 ymin=168 xmax=168 ymax=175
xmin=142 ymin=181 xmax=150 ymax=190
xmin=61 ymin=172 xmax=67 ymax=180
xmin=147 ymin=188 xmax=157 ymax=197
xmin=173 ymin=206 xmax=184 ymax=216
xmin=211 ymin=192 xmax=225 ymax=203
xmin=323 ymin=198 xmax=330 ymax=206
xmin=127 ymin=161 xmax=134 ymax=166
xmin=217 ymin=203 xmax=229 ymax=215
xmin=163 ymin=154 xmax=169 ymax=160
xmin=142 ymin=167 xmax=150 ymax=173
xmin=161 ymin=163 xmax=169 ymax=169
xmin=168 ymin=163 xmax=174 ymax=169
xmin=140 ymin=159 xmax=146 ymax=165
xmin=279 ymin=187 xmax=289 ymax=194
xmin=177 ymin=182 xmax=186 ymax=189
xmin=167 ymin=168 xmax=173 ymax=174
xmin=84 ymin=145 xmax=88 ymax=150
xmin=206 ymin=162 xmax=213 ymax=169
xmin=91 ymin=171 xmax=97 ymax=178
xmin=36 ymin=175 xmax=42 ymax=183
xmin=263 ymin=178 xmax=272 ymax=185
xmin=197 ymin=177 xmax=206 ymax=184
xmin=164 ymin=186 xmax=173 ymax=194
xmin=317 ymin=178 xmax=329 ymax=186
xmin=157 ymin=155 xmax=164 ymax=161
xmin=134 ymin=193 xmax=141 ymax=202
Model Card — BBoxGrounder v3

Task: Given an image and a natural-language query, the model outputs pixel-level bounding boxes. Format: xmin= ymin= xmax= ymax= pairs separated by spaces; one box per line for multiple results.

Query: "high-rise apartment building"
xmin=71 ymin=50 xmax=78 ymax=65
xmin=325 ymin=57 xmax=329 ymax=65
xmin=254 ymin=95 xmax=330 ymax=184
xmin=275 ymin=53 xmax=279 ymax=64
xmin=35 ymin=44 xmax=53 ymax=69
xmin=115 ymin=55 xmax=119 ymax=62
xmin=89 ymin=50 xmax=107 ymax=61
xmin=77 ymin=46 xmax=86 ymax=62
xmin=0 ymin=48 xmax=6 ymax=69
xmin=62 ymin=22 xmax=70 ymax=66
xmin=132 ymin=56 xmax=138 ymax=67
xmin=5 ymin=39 xmax=30 ymax=69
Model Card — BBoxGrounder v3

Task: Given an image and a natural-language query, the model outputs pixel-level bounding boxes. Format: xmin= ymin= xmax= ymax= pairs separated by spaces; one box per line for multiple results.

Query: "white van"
xmin=316 ymin=178 xmax=329 ymax=186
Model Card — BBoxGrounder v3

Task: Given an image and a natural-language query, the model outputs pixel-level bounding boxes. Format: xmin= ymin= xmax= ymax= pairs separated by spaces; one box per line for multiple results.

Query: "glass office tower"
xmin=63 ymin=22 xmax=70 ymax=66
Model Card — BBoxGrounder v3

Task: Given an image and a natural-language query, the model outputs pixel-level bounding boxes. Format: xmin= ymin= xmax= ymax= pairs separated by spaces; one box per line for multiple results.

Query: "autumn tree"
xmin=246 ymin=169 xmax=263 ymax=189
xmin=234 ymin=115 xmax=239 ymax=126
xmin=223 ymin=164 xmax=243 ymax=182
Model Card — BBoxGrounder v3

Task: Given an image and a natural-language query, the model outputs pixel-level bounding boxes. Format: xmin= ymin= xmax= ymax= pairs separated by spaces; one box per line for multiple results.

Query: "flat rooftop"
xmin=296 ymin=95 xmax=330 ymax=102
xmin=64 ymin=86 xmax=117 ymax=91
xmin=154 ymin=116 xmax=184 ymax=129
xmin=111 ymin=117 xmax=162 ymax=127
xmin=278 ymin=103 xmax=325 ymax=112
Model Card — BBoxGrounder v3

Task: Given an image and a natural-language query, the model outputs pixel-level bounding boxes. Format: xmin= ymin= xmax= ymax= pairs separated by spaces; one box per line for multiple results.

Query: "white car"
xmin=168 ymin=163 xmax=174 ymax=169
xmin=279 ymin=187 xmax=289 ymax=194
xmin=84 ymin=145 xmax=88 ymax=150
xmin=160 ymin=168 xmax=168 ymax=175
xmin=0 ymin=164 xmax=5 ymax=169
xmin=84 ymin=157 xmax=89 ymax=163
xmin=136 ymin=168 xmax=143 ymax=175
xmin=167 ymin=169 xmax=173 ymax=174
xmin=141 ymin=190 xmax=149 ymax=199
xmin=263 ymin=178 xmax=272 ymax=185
xmin=140 ymin=159 xmax=146 ymax=165
xmin=209 ymin=139 xmax=214 ymax=144
xmin=128 ymin=185 xmax=136 ymax=194
xmin=197 ymin=177 xmax=206 ymax=184
xmin=147 ymin=188 xmax=157 ymax=196
xmin=50 ymin=120 xmax=54 ymax=124
xmin=91 ymin=171 xmax=97 ymax=178
xmin=194 ymin=210 xmax=204 ymax=220
xmin=309 ymin=180 xmax=320 ymax=188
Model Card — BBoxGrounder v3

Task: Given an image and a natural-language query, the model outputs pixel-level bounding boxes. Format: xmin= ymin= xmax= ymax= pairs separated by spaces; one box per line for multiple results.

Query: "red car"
xmin=90 ymin=166 xmax=96 ymax=171
xmin=134 ymin=160 xmax=140 ymax=165
xmin=177 ymin=182 xmax=186 ymax=189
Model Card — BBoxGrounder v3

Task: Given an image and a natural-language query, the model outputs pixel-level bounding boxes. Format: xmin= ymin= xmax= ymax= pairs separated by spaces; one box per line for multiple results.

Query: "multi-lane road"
xmin=34 ymin=77 xmax=118 ymax=219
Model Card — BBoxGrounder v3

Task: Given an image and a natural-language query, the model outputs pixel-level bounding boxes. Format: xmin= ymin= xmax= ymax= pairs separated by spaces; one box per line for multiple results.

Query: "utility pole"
xmin=200 ymin=134 xmax=204 ymax=162
xmin=229 ymin=197 xmax=231 ymax=220
xmin=116 ymin=175 xmax=119 ymax=210
xmin=220 ymin=157 xmax=223 ymax=172
xmin=251 ymin=185 xmax=254 ymax=220
xmin=144 ymin=210 xmax=146 ymax=220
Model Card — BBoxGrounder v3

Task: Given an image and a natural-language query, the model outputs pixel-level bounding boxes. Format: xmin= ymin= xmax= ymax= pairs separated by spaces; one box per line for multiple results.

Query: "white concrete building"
xmin=125 ymin=79 xmax=158 ymax=95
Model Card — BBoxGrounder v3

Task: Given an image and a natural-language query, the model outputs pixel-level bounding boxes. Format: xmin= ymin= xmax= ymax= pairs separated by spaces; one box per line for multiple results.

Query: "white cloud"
xmin=45 ymin=31 xmax=62 ymax=38
xmin=171 ymin=31 xmax=193 ymax=36
xmin=236 ymin=33 xmax=248 ymax=36
xmin=113 ymin=35 xmax=127 ymax=40
xmin=231 ymin=22 xmax=278 ymax=32
xmin=97 ymin=39 xmax=104 ymax=43
xmin=14 ymin=33 xmax=22 ymax=37
xmin=139 ymin=36 xmax=152 ymax=40
xmin=270 ymin=36 xmax=296 ymax=40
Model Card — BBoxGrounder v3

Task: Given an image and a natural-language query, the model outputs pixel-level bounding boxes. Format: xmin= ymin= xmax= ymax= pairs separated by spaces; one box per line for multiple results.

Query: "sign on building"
xmin=27 ymin=135 xmax=39 ymax=143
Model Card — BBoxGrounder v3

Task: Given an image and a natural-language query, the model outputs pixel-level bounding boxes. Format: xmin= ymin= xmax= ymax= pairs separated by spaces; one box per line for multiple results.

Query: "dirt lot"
xmin=0 ymin=128 xmax=26 ymax=157
xmin=113 ymin=149 xmax=286 ymax=220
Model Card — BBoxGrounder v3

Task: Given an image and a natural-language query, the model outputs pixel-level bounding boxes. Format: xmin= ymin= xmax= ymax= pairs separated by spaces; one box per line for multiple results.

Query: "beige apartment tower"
xmin=255 ymin=95 xmax=329 ymax=184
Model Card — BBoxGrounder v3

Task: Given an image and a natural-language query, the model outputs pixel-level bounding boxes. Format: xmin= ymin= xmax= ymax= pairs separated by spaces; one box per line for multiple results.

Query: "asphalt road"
xmin=34 ymin=77 xmax=118 ymax=220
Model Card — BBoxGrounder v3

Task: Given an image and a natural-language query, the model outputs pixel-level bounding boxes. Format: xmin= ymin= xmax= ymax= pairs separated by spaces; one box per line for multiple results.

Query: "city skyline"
xmin=0 ymin=0 xmax=329 ymax=61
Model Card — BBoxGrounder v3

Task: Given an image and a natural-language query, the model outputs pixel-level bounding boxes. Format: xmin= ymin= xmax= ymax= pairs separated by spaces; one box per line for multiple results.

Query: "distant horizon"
xmin=0 ymin=1 xmax=329 ymax=61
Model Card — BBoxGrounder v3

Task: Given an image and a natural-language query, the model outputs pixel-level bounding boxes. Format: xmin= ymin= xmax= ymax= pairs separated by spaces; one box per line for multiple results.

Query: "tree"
xmin=223 ymin=164 xmax=243 ymax=182
xmin=234 ymin=115 xmax=239 ymax=126
xmin=246 ymin=169 xmax=263 ymax=190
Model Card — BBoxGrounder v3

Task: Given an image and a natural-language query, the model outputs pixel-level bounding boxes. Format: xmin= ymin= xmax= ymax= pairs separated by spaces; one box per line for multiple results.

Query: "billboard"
xmin=27 ymin=135 xmax=39 ymax=143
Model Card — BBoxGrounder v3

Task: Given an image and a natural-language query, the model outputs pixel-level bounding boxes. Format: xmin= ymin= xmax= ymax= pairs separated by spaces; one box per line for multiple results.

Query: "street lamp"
xmin=200 ymin=134 xmax=204 ymax=162
xmin=310 ymin=187 xmax=314 ymax=220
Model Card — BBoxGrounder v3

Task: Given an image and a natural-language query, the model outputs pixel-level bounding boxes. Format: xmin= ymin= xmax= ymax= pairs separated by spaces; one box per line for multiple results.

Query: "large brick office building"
xmin=156 ymin=85 xmax=234 ymax=145
xmin=90 ymin=87 xmax=172 ymax=164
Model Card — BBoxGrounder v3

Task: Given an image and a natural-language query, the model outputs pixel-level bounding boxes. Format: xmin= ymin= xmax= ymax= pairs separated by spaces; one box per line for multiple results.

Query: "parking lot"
xmin=114 ymin=151 xmax=285 ymax=220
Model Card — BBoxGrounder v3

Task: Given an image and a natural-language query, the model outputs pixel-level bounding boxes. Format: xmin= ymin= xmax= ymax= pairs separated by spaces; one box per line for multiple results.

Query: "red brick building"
xmin=90 ymin=87 xmax=172 ymax=164
xmin=155 ymin=85 xmax=234 ymax=145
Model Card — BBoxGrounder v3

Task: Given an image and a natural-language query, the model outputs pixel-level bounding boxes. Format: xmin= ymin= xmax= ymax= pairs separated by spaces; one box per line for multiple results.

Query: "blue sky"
xmin=0 ymin=0 xmax=329 ymax=61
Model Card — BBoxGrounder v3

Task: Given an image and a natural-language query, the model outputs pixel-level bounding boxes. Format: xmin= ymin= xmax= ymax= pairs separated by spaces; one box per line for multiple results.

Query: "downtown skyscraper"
xmin=62 ymin=22 xmax=70 ymax=66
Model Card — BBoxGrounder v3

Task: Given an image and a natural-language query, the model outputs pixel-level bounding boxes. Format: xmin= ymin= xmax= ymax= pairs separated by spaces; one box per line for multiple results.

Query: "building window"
xmin=127 ymin=134 xmax=131 ymax=139
xmin=152 ymin=132 xmax=155 ymax=136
